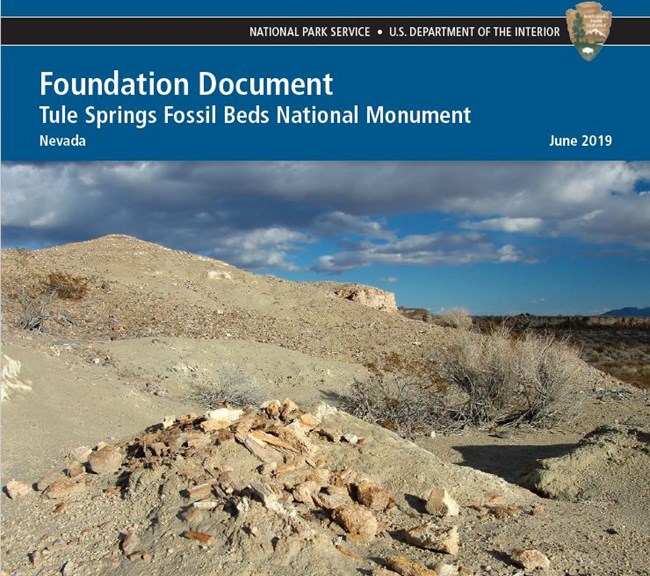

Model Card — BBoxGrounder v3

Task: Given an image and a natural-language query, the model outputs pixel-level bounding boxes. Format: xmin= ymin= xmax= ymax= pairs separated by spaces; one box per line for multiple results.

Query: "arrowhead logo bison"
xmin=566 ymin=2 xmax=612 ymax=61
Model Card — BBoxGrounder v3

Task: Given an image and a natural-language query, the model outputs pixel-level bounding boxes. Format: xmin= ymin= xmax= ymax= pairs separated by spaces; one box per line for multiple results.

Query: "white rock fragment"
xmin=203 ymin=407 xmax=243 ymax=422
xmin=207 ymin=270 xmax=232 ymax=281
xmin=426 ymin=487 xmax=460 ymax=517
xmin=292 ymin=481 xmax=319 ymax=505
xmin=315 ymin=403 xmax=338 ymax=418
xmin=88 ymin=445 xmax=122 ymax=475
xmin=161 ymin=416 xmax=175 ymax=430
xmin=342 ymin=433 xmax=359 ymax=445
xmin=236 ymin=497 xmax=250 ymax=517
xmin=5 ymin=479 xmax=32 ymax=499
xmin=510 ymin=548 xmax=551 ymax=571
xmin=1 ymin=354 xmax=31 ymax=401
xmin=250 ymin=482 xmax=287 ymax=515
xmin=404 ymin=524 xmax=460 ymax=555
xmin=433 ymin=562 xmax=460 ymax=576
xmin=69 ymin=446 xmax=92 ymax=463
xmin=192 ymin=501 xmax=221 ymax=511
xmin=170 ymin=362 xmax=196 ymax=375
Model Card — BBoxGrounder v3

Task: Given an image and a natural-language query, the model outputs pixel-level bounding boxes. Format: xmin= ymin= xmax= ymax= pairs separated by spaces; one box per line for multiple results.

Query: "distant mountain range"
xmin=601 ymin=307 xmax=650 ymax=318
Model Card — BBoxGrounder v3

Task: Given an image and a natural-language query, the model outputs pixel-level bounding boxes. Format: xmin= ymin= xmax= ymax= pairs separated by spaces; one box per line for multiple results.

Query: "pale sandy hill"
xmin=1 ymin=235 xmax=439 ymax=366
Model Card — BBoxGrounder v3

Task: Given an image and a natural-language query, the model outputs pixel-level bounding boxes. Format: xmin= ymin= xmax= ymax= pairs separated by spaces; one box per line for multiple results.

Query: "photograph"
xmin=2 ymin=160 xmax=649 ymax=575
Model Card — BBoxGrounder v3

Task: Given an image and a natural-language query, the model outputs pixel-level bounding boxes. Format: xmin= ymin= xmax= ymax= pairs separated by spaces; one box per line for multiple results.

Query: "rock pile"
xmin=4 ymin=400 xmax=490 ymax=575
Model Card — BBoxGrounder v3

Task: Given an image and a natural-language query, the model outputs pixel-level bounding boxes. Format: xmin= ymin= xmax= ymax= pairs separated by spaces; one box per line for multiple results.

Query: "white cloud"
xmin=497 ymin=244 xmax=524 ymax=263
xmin=312 ymin=211 xmax=392 ymax=238
xmin=211 ymin=227 xmax=314 ymax=271
xmin=462 ymin=217 xmax=544 ymax=233
xmin=312 ymin=232 xmax=528 ymax=274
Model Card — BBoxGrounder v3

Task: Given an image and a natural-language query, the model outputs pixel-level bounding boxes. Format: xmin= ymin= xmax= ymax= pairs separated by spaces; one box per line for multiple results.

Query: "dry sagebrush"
xmin=191 ymin=367 xmax=264 ymax=409
xmin=438 ymin=326 xmax=585 ymax=426
xmin=346 ymin=374 xmax=446 ymax=439
xmin=347 ymin=327 xmax=585 ymax=436
xmin=345 ymin=352 xmax=449 ymax=438
xmin=17 ymin=287 xmax=57 ymax=331
xmin=438 ymin=307 xmax=474 ymax=330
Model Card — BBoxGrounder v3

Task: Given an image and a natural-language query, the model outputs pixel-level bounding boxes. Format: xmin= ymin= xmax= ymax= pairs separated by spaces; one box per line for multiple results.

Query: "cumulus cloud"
xmin=312 ymin=232 xmax=529 ymax=274
xmin=462 ymin=217 xmax=544 ymax=233
xmin=312 ymin=211 xmax=392 ymax=238
xmin=2 ymin=161 xmax=649 ymax=271
xmin=210 ymin=227 xmax=315 ymax=271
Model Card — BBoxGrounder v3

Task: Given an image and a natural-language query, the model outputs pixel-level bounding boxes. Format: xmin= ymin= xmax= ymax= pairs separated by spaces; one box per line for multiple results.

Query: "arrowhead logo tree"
xmin=566 ymin=2 xmax=613 ymax=61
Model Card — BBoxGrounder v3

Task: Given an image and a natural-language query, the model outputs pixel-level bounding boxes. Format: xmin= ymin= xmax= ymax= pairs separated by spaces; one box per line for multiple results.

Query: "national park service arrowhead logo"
xmin=566 ymin=2 xmax=612 ymax=61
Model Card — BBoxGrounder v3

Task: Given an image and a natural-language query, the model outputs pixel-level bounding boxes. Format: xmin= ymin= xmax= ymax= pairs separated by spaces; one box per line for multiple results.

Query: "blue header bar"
xmin=2 ymin=1 xmax=648 ymax=17
xmin=3 ymin=44 xmax=648 ymax=161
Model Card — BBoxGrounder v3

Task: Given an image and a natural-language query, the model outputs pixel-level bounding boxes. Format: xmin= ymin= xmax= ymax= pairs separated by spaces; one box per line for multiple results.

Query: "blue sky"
xmin=2 ymin=161 xmax=649 ymax=315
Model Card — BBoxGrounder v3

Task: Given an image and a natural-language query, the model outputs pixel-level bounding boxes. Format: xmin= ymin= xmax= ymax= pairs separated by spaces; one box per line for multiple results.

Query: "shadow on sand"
xmin=452 ymin=443 xmax=576 ymax=483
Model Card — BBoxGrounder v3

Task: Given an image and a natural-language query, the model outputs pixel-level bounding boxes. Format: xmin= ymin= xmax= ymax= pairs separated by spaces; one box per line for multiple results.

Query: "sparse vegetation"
xmin=17 ymin=287 xmax=57 ymax=331
xmin=346 ymin=352 xmax=449 ymax=438
xmin=347 ymin=374 xmax=444 ymax=439
xmin=191 ymin=367 xmax=264 ymax=408
xmin=438 ymin=327 xmax=584 ymax=426
xmin=347 ymin=328 xmax=585 ymax=435
xmin=473 ymin=316 xmax=650 ymax=390
xmin=44 ymin=271 xmax=89 ymax=300
xmin=439 ymin=307 xmax=473 ymax=330
xmin=9 ymin=269 xmax=89 ymax=331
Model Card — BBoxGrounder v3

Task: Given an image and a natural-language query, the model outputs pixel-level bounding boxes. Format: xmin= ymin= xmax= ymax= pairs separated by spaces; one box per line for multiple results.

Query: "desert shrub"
xmin=365 ymin=351 xmax=441 ymax=384
xmin=439 ymin=307 xmax=473 ymax=330
xmin=346 ymin=352 xmax=449 ymax=438
xmin=344 ymin=330 xmax=583 ymax=434
xmin=191 ymin=367 xmax=264 ymax=408
xmin=437 ymin=326 xmax=584 ymax=426
xmin=17 ymin=287 xmax=57 ymax=330
xmin=44 ymin=271 xmax=89 ymax=300
xmin=346 ymin=374 xmax=446 ymax=439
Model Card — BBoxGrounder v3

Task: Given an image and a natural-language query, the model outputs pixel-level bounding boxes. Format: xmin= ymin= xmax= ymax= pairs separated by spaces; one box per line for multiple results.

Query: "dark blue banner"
xmin=2 ymin=44 xmax=647 ymax=160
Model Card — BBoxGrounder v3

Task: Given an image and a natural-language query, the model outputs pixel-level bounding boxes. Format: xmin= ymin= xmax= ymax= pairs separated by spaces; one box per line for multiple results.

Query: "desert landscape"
xmin=1 ymin=235 xmax=649 ymax=576
xmin=402 ymin=310 xmax=650 ymax=391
